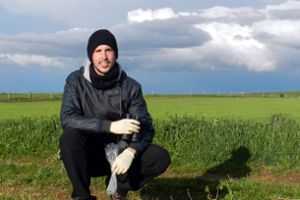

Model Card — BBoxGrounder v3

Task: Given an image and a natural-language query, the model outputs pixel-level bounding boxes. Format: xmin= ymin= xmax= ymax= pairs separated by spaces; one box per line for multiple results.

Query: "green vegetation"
xmin=1 ymin=114 xmax=300 ymax=199
xmin=2 ymin=114 xmax=300 ymax=168
xmin=155 ymin=114 xmax=300 ymax=171
xmin=1 ymin=93 xmax=300 ymax=199
xmin=146 ymin=96 xmax=300 ymax=122
xmin=0 ymin=101 xmax=61 ymax=120
xmin=1 ymin=95 xmax=300 ymax=122
xmin=0 ymin=92 xmax=62 ymax=102
xmin=1 ymin=91 xmax=300 ymax=102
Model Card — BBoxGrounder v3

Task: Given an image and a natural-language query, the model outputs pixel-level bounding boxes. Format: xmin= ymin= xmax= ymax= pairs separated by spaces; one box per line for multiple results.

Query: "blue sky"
xmin=0 ymin=0 xmax=299 ymax=94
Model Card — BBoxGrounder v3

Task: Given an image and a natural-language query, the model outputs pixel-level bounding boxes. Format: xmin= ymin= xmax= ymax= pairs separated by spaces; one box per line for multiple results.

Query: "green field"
xmin=146 ymin=96 xmax=300 ymax=122
xmin=0 ymin=92 xmax=62 ymax=101
xmin=1 ymin=95 xmax=300 ymax=122
xmin=0 ymin=101 xmax=60 ymax=120
xmin=1 ymin=114 xmax=300 ymax=199
xmin=1 ymin=94 xmax=300 ymax=199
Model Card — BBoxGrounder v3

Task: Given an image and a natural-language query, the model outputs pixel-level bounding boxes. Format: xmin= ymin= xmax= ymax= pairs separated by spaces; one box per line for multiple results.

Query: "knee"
xmin=59 ymin=128 xmax=86 ymax=151
xmin=156 ymin=146 xmax=171 ymax=173
xmin=142 ymin=144 xmax=171 ymax=175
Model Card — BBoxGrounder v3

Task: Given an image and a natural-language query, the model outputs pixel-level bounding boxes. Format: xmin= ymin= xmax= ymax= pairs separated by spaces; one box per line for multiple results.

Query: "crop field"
xmin=1 ymin=95 xmax=300 ymax=122
xmin=146 ymin=95 xmax=300 ymax=122
xmin=0 ymin=92 xmax=62 ymax=101
xmin=1 ymin=94 xmax=300 ymax=199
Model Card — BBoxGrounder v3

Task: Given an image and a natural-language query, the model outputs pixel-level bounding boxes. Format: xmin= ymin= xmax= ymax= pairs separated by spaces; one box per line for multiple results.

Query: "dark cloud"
xmin=113 ymin=17 xmax=211 ymax=52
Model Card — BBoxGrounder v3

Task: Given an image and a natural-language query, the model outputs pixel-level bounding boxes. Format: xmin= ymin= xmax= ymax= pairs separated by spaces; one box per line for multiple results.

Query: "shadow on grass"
xmin=140 ymin=146 xmax=251 ymax=200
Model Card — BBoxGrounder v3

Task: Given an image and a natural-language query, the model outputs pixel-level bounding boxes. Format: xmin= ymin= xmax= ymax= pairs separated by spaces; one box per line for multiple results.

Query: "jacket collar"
xmin=83 ymin=60 xmax=92 ymax=83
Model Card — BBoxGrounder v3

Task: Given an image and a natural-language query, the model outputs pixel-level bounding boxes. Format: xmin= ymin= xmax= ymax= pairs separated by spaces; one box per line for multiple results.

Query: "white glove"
xmin=110 ymin=119 xmax=140 ymax=134
xmin=111 ymin=148 xmax=135 ymax=175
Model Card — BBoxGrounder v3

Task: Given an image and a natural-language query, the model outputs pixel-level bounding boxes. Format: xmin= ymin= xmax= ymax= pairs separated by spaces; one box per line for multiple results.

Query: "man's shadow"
xmin=139 ymin=146 xmax=251 ymax=200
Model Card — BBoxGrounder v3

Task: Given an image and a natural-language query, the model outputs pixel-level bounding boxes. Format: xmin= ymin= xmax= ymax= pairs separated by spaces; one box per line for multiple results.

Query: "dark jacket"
xmin=60 ymin=61 xmax=154 ymax=153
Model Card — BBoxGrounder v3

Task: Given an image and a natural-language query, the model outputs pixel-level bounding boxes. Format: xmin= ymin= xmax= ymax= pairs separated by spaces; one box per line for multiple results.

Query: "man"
xmin=59 ymin=29 xmax=171 ymax=200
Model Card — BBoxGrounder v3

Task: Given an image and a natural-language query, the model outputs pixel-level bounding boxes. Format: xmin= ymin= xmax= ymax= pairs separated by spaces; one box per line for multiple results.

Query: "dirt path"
xmin=1 ymin=167 xmax=300 ymax=200
xmin=161 ymin=167 xmax=300 ymax=185
xmin=250 ymin=166 xmax=300 ymax=185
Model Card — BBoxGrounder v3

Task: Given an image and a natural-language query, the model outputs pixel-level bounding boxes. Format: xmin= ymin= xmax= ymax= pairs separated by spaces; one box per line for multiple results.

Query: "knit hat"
xmin=87 ymin=29 xmax=118 ymax=61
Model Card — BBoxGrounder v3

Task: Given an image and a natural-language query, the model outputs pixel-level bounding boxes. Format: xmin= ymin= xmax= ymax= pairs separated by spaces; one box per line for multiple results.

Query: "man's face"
xmin=92 ymin=44 xmax=116 ymax=76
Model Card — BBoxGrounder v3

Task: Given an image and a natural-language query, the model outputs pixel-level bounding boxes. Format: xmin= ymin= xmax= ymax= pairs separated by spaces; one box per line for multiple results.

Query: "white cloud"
xmin=120 ymin=1 xmax=300 ymax=72
xmin=0 ymin=53 xmax=64 ymax=68
xmin=0 ymin=27 xmax=94 ymax=69
xmin=253 ymin=20 xmax=300 ymax=47
xmin=265 ymin=0 xmax=300 ymax=11
xmin=194 ymin=22 xmax=275 ymax=71
xmin=199 ymin=6 xmax=264 ymax=23
xmin=128 ymin=7 xmax=176 ymax=23
xmin=263 ymin=0 xmax=300 ymax=19
xmin=118 ymin=6 xmax=276 ymax=72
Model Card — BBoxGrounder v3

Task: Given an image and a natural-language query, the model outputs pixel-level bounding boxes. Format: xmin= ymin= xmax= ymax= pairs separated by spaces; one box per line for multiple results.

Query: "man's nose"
xmin=101 ymin=51 xmax=108 ymax=59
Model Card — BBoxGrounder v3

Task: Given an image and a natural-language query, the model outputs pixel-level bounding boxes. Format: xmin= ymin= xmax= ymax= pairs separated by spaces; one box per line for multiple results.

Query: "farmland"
xmin=1 ymin=94 xmax=300 ymax=199
xmin=1 ymin=95 xmax=300 ymax=122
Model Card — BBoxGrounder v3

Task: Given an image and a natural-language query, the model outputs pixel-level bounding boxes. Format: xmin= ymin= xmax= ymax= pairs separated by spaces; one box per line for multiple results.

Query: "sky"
xmin=0 ymin=0 xmax=300 ymax=94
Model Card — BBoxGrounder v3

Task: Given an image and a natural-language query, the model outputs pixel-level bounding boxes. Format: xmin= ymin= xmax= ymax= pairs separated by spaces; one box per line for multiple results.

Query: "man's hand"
xmin=110 ymin=119 xmax=140 ymax=134
xmin=111 ymin=148 xmax=135 ymax=175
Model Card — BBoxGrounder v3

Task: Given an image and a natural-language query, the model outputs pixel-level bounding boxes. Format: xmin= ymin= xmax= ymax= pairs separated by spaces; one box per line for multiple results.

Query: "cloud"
xmin=264 ymin=0 xmax=300 ymax=19
xmin=0 ymin=27 xmax=90 ymax=55
xmin=116 ymin=7 xmax=274 ymax=71
xmin=0 ymin=53 xmax=64 ymax=68
xmin=194 ymin=22 xmax=275 ymax=71
xmin=0 ymin=28 xmax=94 ymax=69
xmin=254 ymin=1 xmax=300 ymax=47
xmin=114 ymin=18 xmax=211 ymax=51
xmin=198 ymin=6 xmax=265 ymax=24
xmin=117 ymin=2 xmax=300 ymax=72
xmin=253 ymin=20 xmax=300 ymax=47
xmin=1 ymin=1 xmax=300 ymax=73
xmin=128 ymin=7 xmax=177 ymax=23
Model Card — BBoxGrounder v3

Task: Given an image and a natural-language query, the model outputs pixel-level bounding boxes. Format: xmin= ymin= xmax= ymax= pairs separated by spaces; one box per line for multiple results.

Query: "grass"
xmin=1 ymin=91 xmax=300 ymax=102
xmin=1 ymin=96 xmax=300 ymax=122
xmin=3 ymin=158 xmax=300 ymax=200
xmin=146 ymin=96 xmax=300 ymax=122
xmin=0 ymin=93 xmax=62 ymax=101
xmin=1 ymin=94 xmax=300 ymax=199
xmin=1 ymin=157 xmax=300 ymax=200
xmin=139 ymin=173 xmax=300 ymax=199
xmin=0 ymin=101 xmax=61 ymax=120
xmin=1 ymin=114 xmax=300 ymax=199
xmin=2 ymin=114 xmax=300 ymax=170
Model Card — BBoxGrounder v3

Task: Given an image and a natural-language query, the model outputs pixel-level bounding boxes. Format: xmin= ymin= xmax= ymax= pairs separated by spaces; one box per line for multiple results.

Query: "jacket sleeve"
xmin=60 ymin=73 xmax=111 ymax=133
xmin=127 ymin=84 xmax=154 ymax=154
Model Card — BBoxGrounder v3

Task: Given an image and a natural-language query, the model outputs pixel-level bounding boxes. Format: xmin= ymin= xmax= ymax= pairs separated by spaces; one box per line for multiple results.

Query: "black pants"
xmin=59 ymin=128 xmax=171 ymax=199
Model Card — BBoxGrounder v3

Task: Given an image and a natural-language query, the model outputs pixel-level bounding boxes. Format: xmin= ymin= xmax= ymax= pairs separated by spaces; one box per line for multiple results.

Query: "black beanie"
xmin=87 ymin=29 xmax=118 ymax=61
